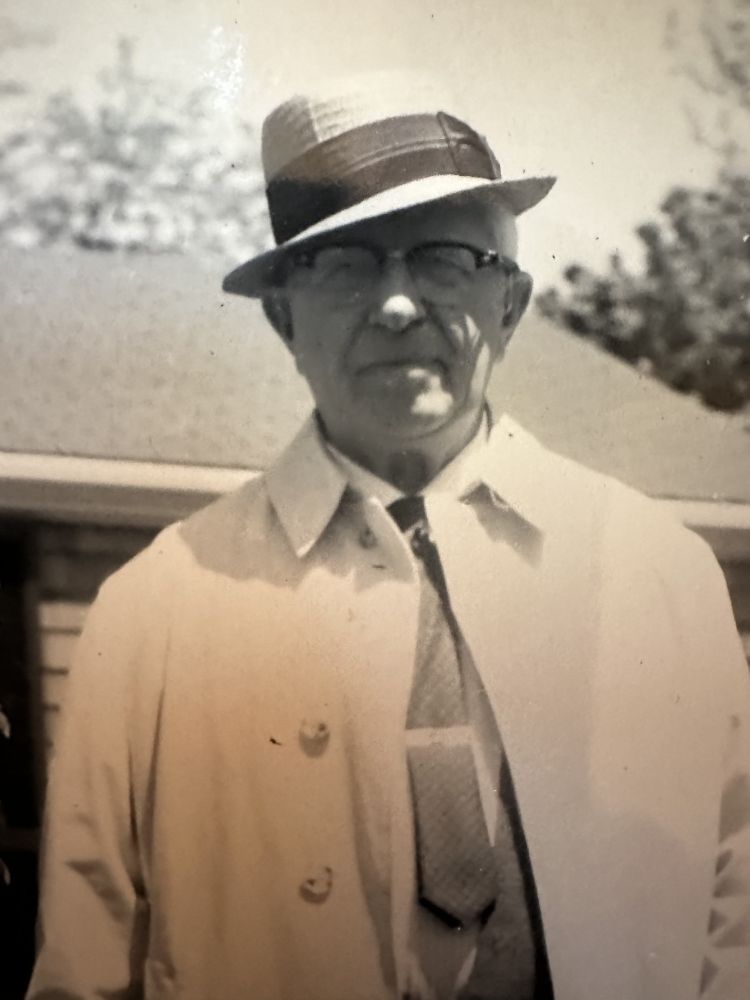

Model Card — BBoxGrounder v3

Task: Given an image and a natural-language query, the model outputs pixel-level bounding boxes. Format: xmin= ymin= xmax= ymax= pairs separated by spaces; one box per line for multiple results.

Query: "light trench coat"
xmin=29 ymin=417 xmax=750 ymax=1000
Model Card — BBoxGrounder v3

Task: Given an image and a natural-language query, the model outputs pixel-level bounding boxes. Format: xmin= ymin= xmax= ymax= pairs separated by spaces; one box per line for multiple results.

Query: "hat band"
xmin=266 ymin=112 xmax=502 ymax=244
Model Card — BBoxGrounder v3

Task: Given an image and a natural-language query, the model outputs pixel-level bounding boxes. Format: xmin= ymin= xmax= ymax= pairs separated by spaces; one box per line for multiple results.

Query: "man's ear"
xmin=503 ymin=270 xmax=533 ymax=330
xmin=261 ymin=291 xmax=294 ymax=347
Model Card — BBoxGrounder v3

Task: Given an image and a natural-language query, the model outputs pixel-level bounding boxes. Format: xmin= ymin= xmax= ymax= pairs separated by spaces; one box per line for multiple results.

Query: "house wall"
xmin=724 ymin=559 xmax=750 ymax=665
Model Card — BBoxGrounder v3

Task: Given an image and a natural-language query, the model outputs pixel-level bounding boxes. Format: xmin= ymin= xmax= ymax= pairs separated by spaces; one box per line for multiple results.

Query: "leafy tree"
xmin=0 ymin=38 xmax=268 ymax=260
xmin=537 ymin=171 xmax=750 ymax=410
xmin=538 ymin=0 xmax=750 ymax=411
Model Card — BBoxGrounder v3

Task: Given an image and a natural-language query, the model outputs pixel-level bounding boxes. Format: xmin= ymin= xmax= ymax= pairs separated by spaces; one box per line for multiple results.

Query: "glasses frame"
xmin=284 ymin=240 xmax=520 ymax=298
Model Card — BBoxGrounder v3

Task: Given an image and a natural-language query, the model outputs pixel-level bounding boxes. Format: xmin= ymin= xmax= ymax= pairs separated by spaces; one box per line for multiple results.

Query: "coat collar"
xmin=265 ymin=412 xmax=554 ymax=558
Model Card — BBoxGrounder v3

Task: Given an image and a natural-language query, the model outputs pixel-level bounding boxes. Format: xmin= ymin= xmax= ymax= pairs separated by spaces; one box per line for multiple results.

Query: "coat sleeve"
xmin=693 ymin=541 xmax=750 ymax=999
xmin=26 ymin=569 xmax=149 ymax=999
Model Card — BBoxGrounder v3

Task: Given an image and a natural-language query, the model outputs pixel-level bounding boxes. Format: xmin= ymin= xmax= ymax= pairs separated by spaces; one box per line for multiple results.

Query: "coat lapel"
xmin=428 ymin=490 xmax=607 ymax=1000
xmin=427 ymin=482 xmax=725 ymax=1000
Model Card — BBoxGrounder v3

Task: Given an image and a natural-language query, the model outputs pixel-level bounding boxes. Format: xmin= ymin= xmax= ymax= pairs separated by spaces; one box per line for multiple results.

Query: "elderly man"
xmin=29 ymin=75 xmax=749 ymax=1000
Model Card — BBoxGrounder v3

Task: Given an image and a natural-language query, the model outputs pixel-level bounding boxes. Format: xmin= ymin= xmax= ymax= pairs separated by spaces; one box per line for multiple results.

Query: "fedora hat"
xmin=222 ymin=72 xmax=556 ymax=298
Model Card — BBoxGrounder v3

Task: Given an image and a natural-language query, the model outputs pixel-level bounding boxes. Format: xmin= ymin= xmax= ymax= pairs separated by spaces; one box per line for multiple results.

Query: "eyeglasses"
xmin=287 ymin=241 xmax=519 ymax=303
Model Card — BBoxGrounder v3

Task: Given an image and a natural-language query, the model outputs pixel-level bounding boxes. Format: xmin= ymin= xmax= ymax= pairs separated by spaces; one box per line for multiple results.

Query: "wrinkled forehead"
xmin=317 ymin=197 xmax=519 ymax=259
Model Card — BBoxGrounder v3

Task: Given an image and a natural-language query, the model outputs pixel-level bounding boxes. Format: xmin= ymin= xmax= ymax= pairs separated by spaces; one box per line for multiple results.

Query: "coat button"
xmin=299 ymin=866 xmax=333 ymax=903
xmin=299 ymin=718 xmax=330 ymax=756
xmin=410 ymin=525 xmax=429 ymax=553
xmin=358 ymin=525 xmax=377 ymax=549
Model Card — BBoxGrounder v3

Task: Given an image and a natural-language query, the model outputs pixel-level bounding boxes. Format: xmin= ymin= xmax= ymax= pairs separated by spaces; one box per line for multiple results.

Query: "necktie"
xmin=457 ymin=761 xmax=549 ymax=1000
xmin=389 ymin=496 xmax=499 ymax=930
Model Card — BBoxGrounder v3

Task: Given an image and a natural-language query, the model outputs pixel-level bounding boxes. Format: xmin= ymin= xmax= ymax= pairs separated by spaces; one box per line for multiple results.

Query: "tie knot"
xmin=387 ymin=496 xmax=427 ymax=534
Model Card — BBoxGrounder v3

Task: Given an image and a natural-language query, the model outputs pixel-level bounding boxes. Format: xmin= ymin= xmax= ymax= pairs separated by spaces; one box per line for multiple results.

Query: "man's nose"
xmin=367 ymin=259 xmax=426 ymax=333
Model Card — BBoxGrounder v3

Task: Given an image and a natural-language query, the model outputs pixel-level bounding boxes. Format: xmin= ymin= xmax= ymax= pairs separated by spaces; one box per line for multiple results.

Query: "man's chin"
xmin=359 ymin=394 xmax=458 ymax=440
xmin=355 ymin=367 xmax=456 ymax=426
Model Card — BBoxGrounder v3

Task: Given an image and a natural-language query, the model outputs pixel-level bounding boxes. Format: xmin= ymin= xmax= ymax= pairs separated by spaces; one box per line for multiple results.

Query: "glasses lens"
xmin=409 ymin=244 xmax=478 ymax=301
xmin=301 ymin=245 xmax=379 ymax=293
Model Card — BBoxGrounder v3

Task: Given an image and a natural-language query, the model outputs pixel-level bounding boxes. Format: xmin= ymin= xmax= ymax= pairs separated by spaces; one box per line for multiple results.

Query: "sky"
xmin=0 ymin=0 xmax=722 ymax=288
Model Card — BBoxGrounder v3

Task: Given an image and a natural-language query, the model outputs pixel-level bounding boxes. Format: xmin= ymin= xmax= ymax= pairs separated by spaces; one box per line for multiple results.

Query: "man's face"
xmin=277 ymin=199 xmax=531 ymax=452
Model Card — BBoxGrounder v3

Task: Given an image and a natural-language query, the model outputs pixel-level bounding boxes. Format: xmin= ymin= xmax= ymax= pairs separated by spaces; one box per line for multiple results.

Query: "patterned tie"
xmin=389 ymin=496 xmax=499 ymax=930
xmin=458 ymin=760 xmax=549 ymax=1000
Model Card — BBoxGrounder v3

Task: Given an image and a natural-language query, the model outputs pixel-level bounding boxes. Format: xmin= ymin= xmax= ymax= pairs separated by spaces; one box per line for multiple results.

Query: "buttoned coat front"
xmin=29 ymin=418 xmax=750 ymax=1000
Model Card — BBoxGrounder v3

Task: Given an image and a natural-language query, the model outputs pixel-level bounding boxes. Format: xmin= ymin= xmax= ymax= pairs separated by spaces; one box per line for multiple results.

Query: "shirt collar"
xmin=265 ymin=411 xmax=553 ymax=559
xmin=326 ymin=413 xmax=490 ymax=508
xmin=265 ymin=416 xmax=349 ymax=558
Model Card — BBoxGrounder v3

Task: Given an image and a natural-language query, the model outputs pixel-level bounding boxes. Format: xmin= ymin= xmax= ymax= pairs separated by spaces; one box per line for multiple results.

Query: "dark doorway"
xmin=0 ymin=526 xmax=39 ymax=998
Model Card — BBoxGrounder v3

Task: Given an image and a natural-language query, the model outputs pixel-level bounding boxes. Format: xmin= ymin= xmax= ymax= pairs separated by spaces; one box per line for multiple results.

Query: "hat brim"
xmin=222 ymin=173 xmax=555 ymax=298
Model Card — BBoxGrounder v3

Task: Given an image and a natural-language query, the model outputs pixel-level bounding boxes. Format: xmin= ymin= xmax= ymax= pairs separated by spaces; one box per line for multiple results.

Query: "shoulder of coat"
xmin=510 ymin=429 xmax=714 ymax=576
xmin=95 ymin=474 xmax=273 ymax=598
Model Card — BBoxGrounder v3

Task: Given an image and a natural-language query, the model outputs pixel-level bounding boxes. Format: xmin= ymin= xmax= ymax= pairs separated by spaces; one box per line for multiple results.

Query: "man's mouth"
xmin=356 ymin=358 xmax=448 ymax=375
